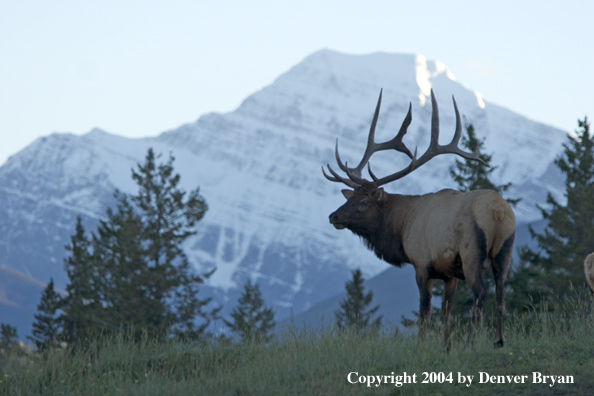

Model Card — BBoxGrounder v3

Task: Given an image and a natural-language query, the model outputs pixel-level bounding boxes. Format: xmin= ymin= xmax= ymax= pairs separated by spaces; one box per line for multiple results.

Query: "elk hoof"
xmin=494 ymin=339 xmax=504 ymax=348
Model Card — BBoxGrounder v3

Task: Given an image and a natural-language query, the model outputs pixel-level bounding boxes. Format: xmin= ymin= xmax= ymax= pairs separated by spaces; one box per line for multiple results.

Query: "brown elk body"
xmin=585 ymin=253 xmax=594 ymax=293
xmin=323 ymin=90 xmax=516 ymax=349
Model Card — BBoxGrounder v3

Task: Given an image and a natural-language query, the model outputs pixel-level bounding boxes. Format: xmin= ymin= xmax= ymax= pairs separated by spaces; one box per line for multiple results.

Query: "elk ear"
xmin=341 ymin=189 xmax=354 ymax=200
xmin=376 ymin=188 xmax=386 ymax=202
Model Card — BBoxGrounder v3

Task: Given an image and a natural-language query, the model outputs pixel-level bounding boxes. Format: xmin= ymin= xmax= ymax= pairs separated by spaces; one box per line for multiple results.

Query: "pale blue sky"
xmin=1 ymin=0 xmax=592 ymax=166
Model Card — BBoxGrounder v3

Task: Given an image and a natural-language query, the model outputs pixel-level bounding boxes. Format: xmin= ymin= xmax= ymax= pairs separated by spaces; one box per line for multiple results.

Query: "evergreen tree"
xmin=335 ymin=269 xmax=382 ymax=333
xmin=0 ymin=323 xmax=18 ymax=353
xmin=127 ymin=149 xmax=216 ymax=339
xmin=449 ymin=123 xmax=521 ymax=206
xmin=28 ymin=278 xmax=62 ymax=350
xmin=508 ymin=117 xmax=594 ymax=310
xmin=94 ymin=193 xmax=166 ymax=337
xmin=224 ymin=280 xmax=276 ymax=343
xmin=60 ymin=148 xmax=218 ymax=342
xmin=60 ymin=217 xmax=107 ymax=343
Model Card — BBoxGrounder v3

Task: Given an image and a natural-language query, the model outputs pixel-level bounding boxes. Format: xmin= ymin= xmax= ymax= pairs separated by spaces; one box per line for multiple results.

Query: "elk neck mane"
xmin=353 ymin=193 xmax=411 ymax=268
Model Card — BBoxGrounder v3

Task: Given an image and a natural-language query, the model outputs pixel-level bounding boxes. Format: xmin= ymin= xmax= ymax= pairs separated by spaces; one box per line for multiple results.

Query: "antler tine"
xmin=444 ymin=96 xmax=488 ymax=166
xmin=374 ymin=89 xmax=487 ymax=187
xmin=417 ymin=90 xmax=487 ymax=166
xmin=450 ymin=95 xmax=463 ymax=147
xmin=350 ymin=89 xmax=416 ymax=174
xmin=322 ymin=165 xmax=359 ymax=188
xmin=367 ymin=163 xmax=380 ymax=183
xmin=376 ymin=103 xmax=414 ymax=159
xmin=327 ymin=89 xmax=416 ymax=188
xmin=409 ymin=88 xmax=443 ymax=165
xmin=346 ymin=88 xmax=384 ymax=178
xmin=334 ymin=140 xmax=349 ymax=173
xmin=344 ymin=162 xmax=368 ymax=185
xmin=424 ymin=90 xmax=486 ymax=165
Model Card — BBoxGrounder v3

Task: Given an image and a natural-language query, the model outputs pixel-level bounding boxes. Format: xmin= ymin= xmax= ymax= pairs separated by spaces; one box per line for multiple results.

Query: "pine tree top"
xmin=335 ymin=269 xmax=382 ymax=333
xmin=224 ymin=279 xmax=276 ymax=344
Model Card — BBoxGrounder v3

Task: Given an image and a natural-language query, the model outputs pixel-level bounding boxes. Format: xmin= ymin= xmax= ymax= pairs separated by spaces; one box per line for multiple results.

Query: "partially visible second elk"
xmin=585 ymin=252 xmax=594 ymax=293
xmin=323 ymin=89 xmax=516 ymax=350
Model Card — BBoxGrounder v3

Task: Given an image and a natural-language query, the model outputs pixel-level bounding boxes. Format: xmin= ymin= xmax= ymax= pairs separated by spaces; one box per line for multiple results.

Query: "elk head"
xmin=323 ymin=89 xmax=486 ymax=231
xmin=329 ymin=181 xmax=387 ymax=234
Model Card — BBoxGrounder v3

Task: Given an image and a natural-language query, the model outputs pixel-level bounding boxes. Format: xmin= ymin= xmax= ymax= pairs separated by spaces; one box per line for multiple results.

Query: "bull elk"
xmin=322 ymin=89 xmax=516 ymax=349
xmin=585 ymin=253 xmax=594 ymax=293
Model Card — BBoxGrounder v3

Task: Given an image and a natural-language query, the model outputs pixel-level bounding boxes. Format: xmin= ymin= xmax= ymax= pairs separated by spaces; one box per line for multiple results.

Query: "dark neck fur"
xmin=350 ymin=195 xmax=410 ymax=267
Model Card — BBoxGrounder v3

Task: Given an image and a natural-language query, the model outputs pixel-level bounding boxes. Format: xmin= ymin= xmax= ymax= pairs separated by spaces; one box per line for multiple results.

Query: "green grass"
xmin=2 ymin=302 xmax=593 ymax=396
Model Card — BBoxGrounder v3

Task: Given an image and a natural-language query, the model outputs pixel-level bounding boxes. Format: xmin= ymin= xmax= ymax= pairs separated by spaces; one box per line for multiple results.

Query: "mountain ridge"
xmin=0 ymin=49 xmax=569 ymax=336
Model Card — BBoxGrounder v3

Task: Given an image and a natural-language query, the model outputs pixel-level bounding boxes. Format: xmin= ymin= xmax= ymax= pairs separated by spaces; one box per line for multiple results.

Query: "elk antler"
xmin=322 ymin=89 xmax=486 ymax=188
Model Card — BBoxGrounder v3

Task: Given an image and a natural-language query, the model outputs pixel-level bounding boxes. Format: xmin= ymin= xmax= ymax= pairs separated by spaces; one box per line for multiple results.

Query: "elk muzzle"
xmin=329 ymin=211 xmax=346 ymax=229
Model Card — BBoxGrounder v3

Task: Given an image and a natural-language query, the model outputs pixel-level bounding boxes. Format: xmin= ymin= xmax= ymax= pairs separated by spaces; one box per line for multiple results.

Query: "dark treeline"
xmin=509 ymin=118 xmax=594 ymax=309
xmin=437 ymin=118 xmax=594 ymax=323
xmin=25 ymin=149 xmax=220 ymax=349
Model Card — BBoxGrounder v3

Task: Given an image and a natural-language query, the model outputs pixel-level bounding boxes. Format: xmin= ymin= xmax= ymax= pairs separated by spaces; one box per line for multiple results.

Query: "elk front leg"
xmin=442 ymin=277 xmax=458 ymax=352
xmin=416 ymin=271 xmax=433 ymax=339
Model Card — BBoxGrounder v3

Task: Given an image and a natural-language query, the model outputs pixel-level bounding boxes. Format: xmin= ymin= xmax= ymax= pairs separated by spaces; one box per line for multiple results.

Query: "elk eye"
xmin=358 ymin=198 xmax=369 ymax=211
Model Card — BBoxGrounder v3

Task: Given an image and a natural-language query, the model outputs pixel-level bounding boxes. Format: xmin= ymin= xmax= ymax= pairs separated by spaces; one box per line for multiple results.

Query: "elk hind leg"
xmin=462 ymin=229 xmax=488 ymax=347
xmin=464 ymin=264 xmax=487 ymax=347
xmin=492 ymin=233 xmax=514 ymax=348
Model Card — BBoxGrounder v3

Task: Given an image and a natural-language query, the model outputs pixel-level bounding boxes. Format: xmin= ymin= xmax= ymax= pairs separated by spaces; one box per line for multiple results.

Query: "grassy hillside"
xmin=1 ymin=300 xmax=593 ymax=396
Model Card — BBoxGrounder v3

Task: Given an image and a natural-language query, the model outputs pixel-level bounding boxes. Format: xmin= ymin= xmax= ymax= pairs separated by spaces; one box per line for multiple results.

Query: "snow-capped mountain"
xmin=0 ymin=50 xmax=568 ymax=335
